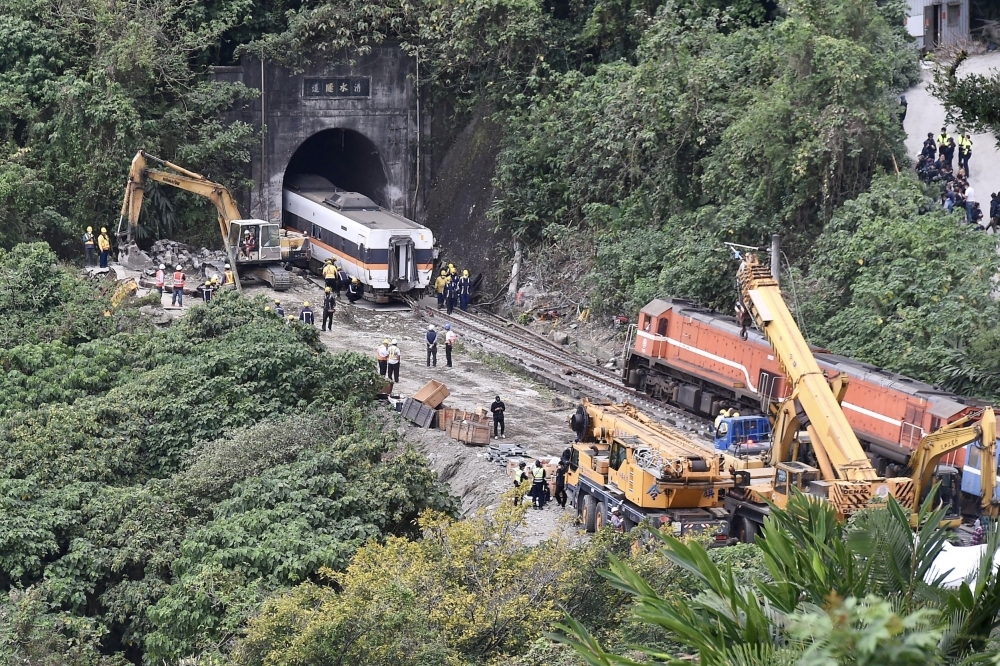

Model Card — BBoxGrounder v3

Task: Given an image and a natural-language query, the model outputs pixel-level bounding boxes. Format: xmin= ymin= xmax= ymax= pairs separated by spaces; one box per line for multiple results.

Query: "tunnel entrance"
xmin=283 ymin=129 xmax=389 ymax=207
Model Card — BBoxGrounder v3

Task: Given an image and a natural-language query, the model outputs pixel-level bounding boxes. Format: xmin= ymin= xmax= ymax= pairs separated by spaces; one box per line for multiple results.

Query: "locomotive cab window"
xmin=642 ymin=314 xmax=651 ymax=331
xmin=656 ymin=317 xmax=667 ymax=336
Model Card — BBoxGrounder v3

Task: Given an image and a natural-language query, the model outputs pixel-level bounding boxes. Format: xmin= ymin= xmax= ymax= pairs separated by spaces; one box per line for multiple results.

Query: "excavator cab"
xmin=771 ymin=461 xmax=821 ymax=509
xmin=229 ymin=219 xmax=281 ymax=264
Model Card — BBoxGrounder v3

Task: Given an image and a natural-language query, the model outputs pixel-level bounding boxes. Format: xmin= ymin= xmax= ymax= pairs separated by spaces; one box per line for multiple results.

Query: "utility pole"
xmin=770 ymin=233 xmax=781 ymax=285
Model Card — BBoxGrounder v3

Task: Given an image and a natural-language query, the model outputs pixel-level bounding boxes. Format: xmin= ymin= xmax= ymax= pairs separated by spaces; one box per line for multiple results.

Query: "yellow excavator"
xmin=115 ymin=151 xmax=309 ymax=291
xmin=725 ymin=253 xmax=997 ymax=539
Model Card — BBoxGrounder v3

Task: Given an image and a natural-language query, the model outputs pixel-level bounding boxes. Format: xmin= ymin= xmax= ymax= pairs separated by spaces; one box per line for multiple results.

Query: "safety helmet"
xmin=264 ymin=306 xmax=271 ymax=312
xmin=441 ymin=270 xmax=447 ymax=276
xmin=288 ymin=315 xmax=295 ymax=320
xmin=383 ymin=338 xmax=390 ymax=344
xmin=274 ymin=299 xmax=281 ymax=305
xmin=325 ymin=286 xmax=332 ymax=293
xmin=87 ymin=226 xmax=93 ymax=232
xmin=444 ymin=324 xmax=451 ymax=330
xmin=225 ymin=263 xmax=230 ymax=269
xmin=462 ymin=269 xmax=469 ymax=277
xmin=391 ymin=339 xmax=398 ymax=345
xmin=428 ymin=325 xmax=435 ymax=331
xmin=325 ymin=258 xmax=332 ymax=264
xmin=159 ymin=264 xmax=165 ymax=270
xmin=448 ymin=263 xmax=455 ymax=269
xmin=303 ymin=301 xmax=310 ymax=307
xmin=352 ymin=277 xmax=359 ymax=283
xmin=101 ymin=227 xmax=107 ymax=233
xmin=176 ymin=265 xmax=182 ymax=271
xmin=611 ymin=506 xmax=621 ymax=514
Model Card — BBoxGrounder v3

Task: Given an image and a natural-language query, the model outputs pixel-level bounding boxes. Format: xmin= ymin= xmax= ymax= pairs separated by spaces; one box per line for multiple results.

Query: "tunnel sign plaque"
xmin=303 ymin=77 xmax=371 ymax=98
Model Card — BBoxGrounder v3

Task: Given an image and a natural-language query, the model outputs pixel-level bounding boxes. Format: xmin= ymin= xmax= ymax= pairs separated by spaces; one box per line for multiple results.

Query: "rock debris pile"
xmin=147 ymin=240 xmax=227 ymax=273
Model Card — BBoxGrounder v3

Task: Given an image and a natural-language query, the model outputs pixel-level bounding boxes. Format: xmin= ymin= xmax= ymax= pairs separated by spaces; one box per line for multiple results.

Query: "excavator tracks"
xmin=243 ymin=266 xmax=292 ymax=291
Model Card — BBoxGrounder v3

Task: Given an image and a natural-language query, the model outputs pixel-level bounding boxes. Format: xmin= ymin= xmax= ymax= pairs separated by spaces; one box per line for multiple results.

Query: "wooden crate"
xmin=448 ymin=419 xmax=491 ymax=446
xmin=413 ymin=380 xmax=450 ymax=409
xmin=401 ymin=397 xmax=436 ymax=428
xmin=438 ymin=408 xmax=490 ymax=432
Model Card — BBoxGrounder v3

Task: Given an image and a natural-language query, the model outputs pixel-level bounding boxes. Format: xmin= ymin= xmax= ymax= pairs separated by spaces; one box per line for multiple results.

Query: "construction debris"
xmin=147 ymin=240 xmax=228 ymax=274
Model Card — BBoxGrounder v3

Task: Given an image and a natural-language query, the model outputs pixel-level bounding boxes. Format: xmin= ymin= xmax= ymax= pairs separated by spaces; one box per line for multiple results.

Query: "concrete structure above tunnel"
xmin=217 ymin=46 xmax=430 ymax=223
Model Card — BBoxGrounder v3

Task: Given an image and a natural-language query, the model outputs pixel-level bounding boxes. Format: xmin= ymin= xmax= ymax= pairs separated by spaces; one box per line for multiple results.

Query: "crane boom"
xmin=734 ymin=253 xmax=914 ymax=516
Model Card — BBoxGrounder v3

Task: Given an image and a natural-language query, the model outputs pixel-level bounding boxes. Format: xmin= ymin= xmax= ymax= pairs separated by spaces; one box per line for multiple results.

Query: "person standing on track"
xmin=491 ymin=395 xmax=506 ymax=439
xmin=322 ymin=287 xmax=336 ymax=331
xmin=458 ymin=270 xmax=472 ymax=311
xmin=426 ymin=325 xmax=438 ymax=367
xmin=377 ymin=338 xmax=390 ymax=377
xmin=444 ymin=275 xmax=458 ymax=315
xmin=445 ymin=323 xmax=457 ymax=367
xmin=387 ymin=339 xmax=401 ymax=382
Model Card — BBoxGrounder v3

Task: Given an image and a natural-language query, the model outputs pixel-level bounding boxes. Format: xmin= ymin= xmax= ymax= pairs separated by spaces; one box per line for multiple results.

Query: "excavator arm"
xmin=116 ymin=151 xmax=242 ymax=291
xmin=909 ymin=407 xmax=997 ymax=518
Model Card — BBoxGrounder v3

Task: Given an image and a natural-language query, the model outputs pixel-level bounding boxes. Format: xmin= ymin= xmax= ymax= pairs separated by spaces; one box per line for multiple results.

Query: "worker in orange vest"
xmin=171 ymin=265 xmax=185 ymax=306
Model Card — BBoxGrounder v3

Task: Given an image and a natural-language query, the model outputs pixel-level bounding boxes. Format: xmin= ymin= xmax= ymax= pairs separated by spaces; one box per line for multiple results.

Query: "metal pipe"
xmin=770 ymin=233 xmax=781 ymax=285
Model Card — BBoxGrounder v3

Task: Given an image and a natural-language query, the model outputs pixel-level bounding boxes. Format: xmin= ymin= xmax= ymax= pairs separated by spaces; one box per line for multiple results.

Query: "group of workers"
xmin=714 ymin=407 xmax=741 ymax=430
xmin=154 ymin=262 xmax=236 ymax=307
xmin=512 ymin=456 xmax=576 ymax=514
xmin=434 ymin=263 xmax=473 ymax=314
xmin=322 ymin=259 xmax=363 ymax=304
xmin=82 ymin=226 xmax=113 ymax=268
xmin=916 ymin=129 xmax=986 ymax=227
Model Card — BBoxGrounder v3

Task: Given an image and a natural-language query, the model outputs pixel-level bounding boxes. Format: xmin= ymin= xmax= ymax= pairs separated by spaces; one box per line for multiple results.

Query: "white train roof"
xmin=284 ymin=174 xmax=424 ymax=231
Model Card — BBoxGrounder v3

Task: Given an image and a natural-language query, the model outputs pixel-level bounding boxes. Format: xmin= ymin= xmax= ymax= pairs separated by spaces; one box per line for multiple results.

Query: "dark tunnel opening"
xmin=283 ymin=129 xmax=389 ymax=207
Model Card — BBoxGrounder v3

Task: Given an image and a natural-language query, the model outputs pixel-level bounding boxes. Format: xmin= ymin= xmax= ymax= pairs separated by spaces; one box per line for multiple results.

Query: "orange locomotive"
xmin=622 ymin=298 xmax=987 ymax=477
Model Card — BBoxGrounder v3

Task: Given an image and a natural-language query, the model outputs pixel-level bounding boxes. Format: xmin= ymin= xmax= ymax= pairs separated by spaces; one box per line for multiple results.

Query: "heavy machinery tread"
xmin=268 ymin=269 xmax=292 ymax=291
xmin=583 ymin=495 xmax=597 ymax=533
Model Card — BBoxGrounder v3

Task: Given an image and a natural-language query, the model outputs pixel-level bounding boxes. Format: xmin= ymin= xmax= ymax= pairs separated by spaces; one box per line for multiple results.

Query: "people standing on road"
xmin=958 ymin=132 xmax=973 ymax=176
xmin=346 ymin=277 xmax=362 ymax=303
xmin=530 ymin=460 xmax=547 ymax=510
xmin=97 ymin=227 xmax=112 ymax=268
xmin=435 ymin=270 xmax=449 ymax=309
xmin=82 ymin=227 xmax=96 ymax=266
xmin=447 ymin=263 xmax=457 ymax=279
xmin=491 ymin=395 xmax=506 ymax=439
xmin=323 ymin=259 xmax=339 ymax=292
xmin=387 ymin=339 xmax=401 ymax=382
xmin=444 ymin=275 xmax=458 ymax=315
xmin=937 ymin=127 xmax=951 ymax=154
xmin=610 ymin=506 xmax=625 ymax=532
xmin=966 ymin=185 xmax=977 ymax=223
xmin=989 ymin=194 xmax=1000 ymax=233
xmin=377 ymin=338 xmax=390 ymax=377
xmin=971 ymin=202 xmax=984 ymax=228
xmin=458 ymin=269 xmax=472 ymax=311
xmin=322 ymin=287 xmax=336 ymax=331
xmin=922 ymin=133 xmax=937 ymax=159
xmin=445 ymin=324 xmax=457 ymax=367
xmin=171 ymin=265 xmax=185 ymax=306
xmin=426 ymin=325 xmax=438 ymax=367
xmin=299 ymin=301 xmax=314 ymax=325
xmin=554 ymin=459 xmax=568 ymax=509
xmin=155 ymin=264 xmax=165 ymax=296
xmin=513 ymin=461 xmax=529 ymax=506
xmin=274 ymin=299 xmax=284 ymax=317
xmin=943 ymin=138 xmax=956 ymax=170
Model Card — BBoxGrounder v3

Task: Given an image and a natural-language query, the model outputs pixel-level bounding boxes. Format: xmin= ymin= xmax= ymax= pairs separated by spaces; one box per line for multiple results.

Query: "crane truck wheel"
xmin=595 ymin=501 xmax=606 ymax=531
xmin=582 ymin=494 xmax=598 ymax=533
xmin=737 ymin=516 xmax=760 ymax=544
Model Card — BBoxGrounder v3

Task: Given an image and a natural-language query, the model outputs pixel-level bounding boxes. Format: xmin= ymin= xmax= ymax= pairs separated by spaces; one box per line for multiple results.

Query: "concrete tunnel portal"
xmin=282 ymin=128 xmax=390 ymax=208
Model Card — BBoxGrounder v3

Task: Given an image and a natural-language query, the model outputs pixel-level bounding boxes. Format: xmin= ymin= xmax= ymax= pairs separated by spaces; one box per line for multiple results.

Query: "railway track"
xmin=412 ymin=302 xmax=715 ymax=439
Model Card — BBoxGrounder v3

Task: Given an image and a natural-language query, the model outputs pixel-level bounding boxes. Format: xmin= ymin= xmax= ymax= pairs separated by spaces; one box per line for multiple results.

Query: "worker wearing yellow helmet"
xmin=97 ymin=226 xmax=112 ymax=268
xmin=346 ymin=276 xmax=362 ymax=304
xmin=377 ymin=338 xmax=391 ymax=377
xmin=457 ymin=268 xmax=472 ymax=311
xmin=82 ymin=226 xmax=96 ymax=266
xmin=447 ymin=263 xmax=457 ymax=278
xmin=299 ymin=301 xmax=314 ymax=326
xmin=273 ymin=299 xmax=284 ymax=317
xmin=322 ymin=287 xmax=336 ymax=331
xmin=434 ymin=269 xmax=450 ymax=309
xmin=322 ymin=258 xmax=339 ymax=290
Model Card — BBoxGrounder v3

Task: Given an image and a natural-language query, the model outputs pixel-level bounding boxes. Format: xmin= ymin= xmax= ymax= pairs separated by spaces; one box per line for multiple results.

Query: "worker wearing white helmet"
xmin=171 ymin=265 xmax=186 ymax=307
xmin=426 ymin=324 xmax=438 ymax=368
xmin=223 ymin=263 xmax=235 ymax=286
xmin=155 ymin=264 xmax=166 ymax=295
xmin=387 ymin=338 xmax=401 ymax=382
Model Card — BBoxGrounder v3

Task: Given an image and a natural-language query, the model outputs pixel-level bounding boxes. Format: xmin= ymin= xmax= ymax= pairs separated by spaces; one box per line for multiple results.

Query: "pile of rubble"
xmin=148 ymin=240 xmax=227 ymax=272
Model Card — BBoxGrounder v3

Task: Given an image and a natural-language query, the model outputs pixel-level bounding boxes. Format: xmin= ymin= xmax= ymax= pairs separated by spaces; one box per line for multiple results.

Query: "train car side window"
xmin=656 ymin=317 xmax=667 ymax=336
xmin=359 ymin=243 xmax=366 ymax=262
xmin=312 ymin=224 xmax=320 ymax=239
xmin=642 ymin=314 xmax=651 ymax=331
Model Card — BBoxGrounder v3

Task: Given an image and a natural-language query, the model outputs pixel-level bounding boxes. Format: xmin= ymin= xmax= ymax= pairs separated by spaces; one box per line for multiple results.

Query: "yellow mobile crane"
xmin=115 ymin=151 xmax=309 ymax=291
xmin=726 ymin=253 xmax=997 ymax=538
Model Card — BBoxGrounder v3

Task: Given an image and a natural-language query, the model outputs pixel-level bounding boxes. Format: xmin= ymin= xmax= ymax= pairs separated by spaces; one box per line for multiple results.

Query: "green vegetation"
xmin=0 ymin=248 xmax=456 ymax=663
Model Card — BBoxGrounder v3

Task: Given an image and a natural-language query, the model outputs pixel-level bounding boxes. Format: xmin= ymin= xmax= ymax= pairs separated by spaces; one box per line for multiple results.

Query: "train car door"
xmin=388 ymin=236 xmax=416 ymax=289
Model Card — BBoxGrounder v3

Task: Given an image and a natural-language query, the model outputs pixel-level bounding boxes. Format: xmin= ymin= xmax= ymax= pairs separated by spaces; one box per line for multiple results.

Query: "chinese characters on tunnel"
xmin=303 ymin=78 xmax=372 ymax=98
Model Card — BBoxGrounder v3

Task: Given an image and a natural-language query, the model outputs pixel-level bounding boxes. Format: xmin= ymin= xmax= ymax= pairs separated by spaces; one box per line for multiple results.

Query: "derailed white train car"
xmin=282 ymin=174 xmax=435 ymax=301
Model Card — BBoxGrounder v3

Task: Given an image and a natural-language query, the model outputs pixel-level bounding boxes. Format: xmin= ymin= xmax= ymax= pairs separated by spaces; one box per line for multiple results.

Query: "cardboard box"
xmin=413 ymin=380 xmax=450 ymax=409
